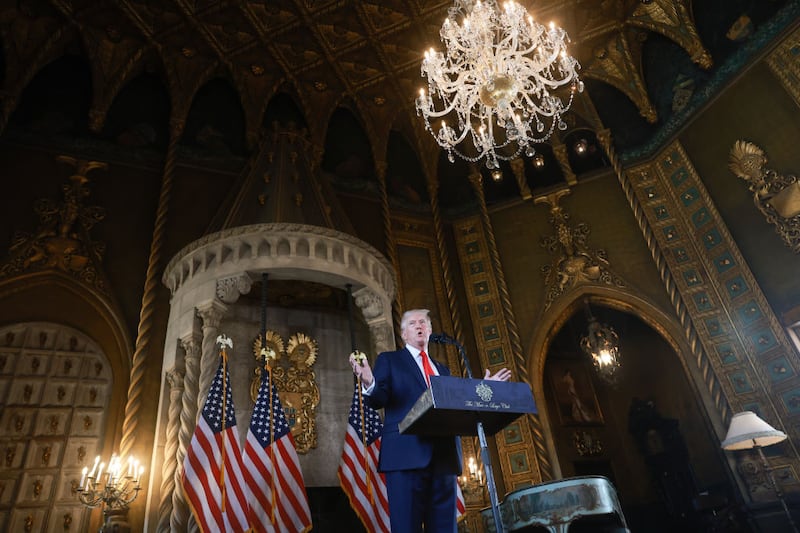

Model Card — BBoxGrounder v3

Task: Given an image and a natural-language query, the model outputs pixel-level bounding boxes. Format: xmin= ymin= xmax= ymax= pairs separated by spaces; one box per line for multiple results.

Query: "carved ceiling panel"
xmin=0 ymin=0 xmax=788 ymax=165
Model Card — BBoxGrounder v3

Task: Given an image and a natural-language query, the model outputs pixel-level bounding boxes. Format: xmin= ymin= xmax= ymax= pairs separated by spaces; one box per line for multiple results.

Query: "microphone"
xmin=428 ymin=332 xmax=453 ymax=345
xmin=428 ymin=332 xmax=472 ymax=379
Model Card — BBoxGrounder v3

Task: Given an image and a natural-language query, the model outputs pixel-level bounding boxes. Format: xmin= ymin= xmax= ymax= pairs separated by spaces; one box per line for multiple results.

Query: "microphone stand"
xmin=431 ymin=333 xmax=505 ymax=533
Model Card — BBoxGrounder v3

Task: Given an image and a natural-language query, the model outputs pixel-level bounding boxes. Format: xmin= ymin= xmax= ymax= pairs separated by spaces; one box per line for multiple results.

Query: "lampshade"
xmin=721 ymin=411 xmax=787 ymax=450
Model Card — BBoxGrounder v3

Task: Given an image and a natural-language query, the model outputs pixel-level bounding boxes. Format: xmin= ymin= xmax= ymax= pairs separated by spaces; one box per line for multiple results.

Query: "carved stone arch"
xmin=322 ymin=104 xmax=378 ymax=181
xmin=0 ymin=271 xmax=132 ymax=397
xmin=181 ymin=74 xmax=249 ymax=155
xmin=98 ymin=63 xmax=171 ymax=141
xmin=83 ymin=35 xmax=151 ymax=133
xmin=262 ymin=87 xmax=311 ymax=131
xmin=0 ymin=271 xmax=132 ymax=470
xmin=164 ymin=59 xmax=226 ymax=140
xmin=0 ymin=17 xmax=76 ymax=130
xmin=525 ymin=284 xmax=727 ymax=472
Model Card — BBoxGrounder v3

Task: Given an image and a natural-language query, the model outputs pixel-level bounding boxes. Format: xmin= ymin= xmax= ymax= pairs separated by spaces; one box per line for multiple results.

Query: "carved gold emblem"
xmin=251 ymin=331 xmax=320 ymax=454
xmin=730 ymin=140 xmax=800 ymax=252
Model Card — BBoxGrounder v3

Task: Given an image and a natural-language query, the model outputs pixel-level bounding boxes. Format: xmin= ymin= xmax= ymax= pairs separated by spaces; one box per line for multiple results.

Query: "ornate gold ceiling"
xmin=0 ymin=1 xmax=714 ymax=154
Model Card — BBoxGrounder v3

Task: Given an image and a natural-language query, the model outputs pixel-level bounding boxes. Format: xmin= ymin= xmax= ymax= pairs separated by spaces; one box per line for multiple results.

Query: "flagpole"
xmin=219 ymin=342 xmax=227 ymax=513
xmin=346 ymin=283 xmax=374 ymax=503
xmin=258 ymin=272 xmax=279 ymax=524
xmin=215 ymin=335 xmax=234 ymax=514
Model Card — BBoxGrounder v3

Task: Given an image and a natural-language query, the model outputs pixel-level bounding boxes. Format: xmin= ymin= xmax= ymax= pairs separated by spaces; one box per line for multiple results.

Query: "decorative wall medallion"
xmin=251 ymin=331 xmax=320 ymax=454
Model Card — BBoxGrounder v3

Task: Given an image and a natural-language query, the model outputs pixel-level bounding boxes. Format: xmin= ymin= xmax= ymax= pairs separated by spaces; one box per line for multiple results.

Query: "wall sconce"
xmin=459 ymin=456 xmax=485 ymax=497
xmin=579 ymin=300 xmax=621 ymax=384
xmin=728 ymin=140 xmax=800 ymax=253
xmin=721 ymin=411 xmax=798 ymax=533
xmin=77 ymin=453 xmax=144 ymax=532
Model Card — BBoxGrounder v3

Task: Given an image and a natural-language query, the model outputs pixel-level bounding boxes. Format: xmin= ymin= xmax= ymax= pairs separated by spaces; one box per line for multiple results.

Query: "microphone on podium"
xmin=428 ymin=332 xmax=472 ymax=379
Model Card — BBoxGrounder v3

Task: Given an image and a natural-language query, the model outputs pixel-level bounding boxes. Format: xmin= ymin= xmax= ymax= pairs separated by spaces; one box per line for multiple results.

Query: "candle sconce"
xmin=459 ymin=456 xmax=486 ymax=500
xmin=76 ymin=454 xmax=144 ymax=533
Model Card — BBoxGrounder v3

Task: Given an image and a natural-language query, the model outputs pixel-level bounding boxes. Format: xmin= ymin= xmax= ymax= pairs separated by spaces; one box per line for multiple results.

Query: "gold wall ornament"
xmin=0 ymin=156 xmax=109 ymax=293
xmin=573 ymin=430 xmax=603 ymax=457
xmin=537 ymin=191 xmax=626 ymax=310
xmin=251 ymin=331 xmax=320 ymax=454
xmin=729 ymin=140 xmax=800 ymax=252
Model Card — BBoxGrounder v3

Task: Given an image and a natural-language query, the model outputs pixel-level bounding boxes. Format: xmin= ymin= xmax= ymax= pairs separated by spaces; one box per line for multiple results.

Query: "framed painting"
xmin=548 ymin=360 xmax=604 ymax=426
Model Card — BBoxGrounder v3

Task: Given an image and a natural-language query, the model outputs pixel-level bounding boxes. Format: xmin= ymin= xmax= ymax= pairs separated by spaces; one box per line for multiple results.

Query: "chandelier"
xmin=416 ymin=0 xmax=583 ymax=169
xmin=77 ymin=453 xmax=144 ymax=531
xmin=579 ymin=302 xmax=621 ymax=384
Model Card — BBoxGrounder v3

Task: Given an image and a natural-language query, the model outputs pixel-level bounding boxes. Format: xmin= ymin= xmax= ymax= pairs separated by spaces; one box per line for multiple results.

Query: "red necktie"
xmin=420 ymin=350 xmax=435 ymax=387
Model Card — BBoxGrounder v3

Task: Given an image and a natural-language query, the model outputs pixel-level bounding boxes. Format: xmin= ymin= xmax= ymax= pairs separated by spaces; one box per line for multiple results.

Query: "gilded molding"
xmin=766 ymin=23 xmax=800 ymax=109
xmin=629 ymin=142 xmax=800 ymax=468
xmin=629 ymin=0 xmax=712 ymax=68
xmin=583 ymin=32 xmax=656 ymax=123
xmin=453 ymin=215 xmax=547 ymax=489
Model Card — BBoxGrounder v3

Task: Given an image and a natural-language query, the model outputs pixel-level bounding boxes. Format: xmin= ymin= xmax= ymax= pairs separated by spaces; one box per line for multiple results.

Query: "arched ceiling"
xmin=0 ymin=0 xmax=793 ymax=206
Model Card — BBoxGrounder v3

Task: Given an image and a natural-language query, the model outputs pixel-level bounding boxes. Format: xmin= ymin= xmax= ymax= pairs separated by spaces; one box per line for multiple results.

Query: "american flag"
xmin=181 ymin=357 xmax=250 ymax=532
xmin=457 ymin=481 xmax=466 ymax=521
xmin=243 ymin=370 xmax=312 ymax=533
xmin=338 ymin=386 xmax=390 ymax=533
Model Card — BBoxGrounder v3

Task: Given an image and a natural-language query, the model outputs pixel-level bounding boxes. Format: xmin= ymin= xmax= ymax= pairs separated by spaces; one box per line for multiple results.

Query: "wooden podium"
xmin=399 ymin=375 xmax=537 ymax=436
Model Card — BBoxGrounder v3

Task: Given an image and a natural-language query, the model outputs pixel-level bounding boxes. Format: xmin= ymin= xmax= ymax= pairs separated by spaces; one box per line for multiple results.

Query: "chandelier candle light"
xmin=416 ymin=0 xmax=582 ymax=169
xmin=77 ymin=454 xmax=144 ymax=530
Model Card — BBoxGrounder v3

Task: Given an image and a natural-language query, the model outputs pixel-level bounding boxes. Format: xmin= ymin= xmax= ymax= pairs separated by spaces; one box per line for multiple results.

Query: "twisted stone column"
xmin=120 ymin=128 xmax=179 ymax=458
xmin=157 ymin=368 xmax=184 ymax=533
xmin=427 ymin=177 xmax=467 ymax=376
xmin=196 ymin=300 xmax=228 ymax=409
xmin=468 ymin=172 xmax=553 ymax=481
xmin=429 ymin=174 xmax=487 ymax=505
xmin=375 ymin=161 xmax=403 ymax=345
xmin=171 ymin=333 xmax=201 ymax=532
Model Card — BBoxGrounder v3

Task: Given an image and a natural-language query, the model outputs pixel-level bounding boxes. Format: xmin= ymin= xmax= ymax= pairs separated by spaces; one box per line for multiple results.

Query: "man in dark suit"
xmin=350 ymin=308 xmax=511 ymax=532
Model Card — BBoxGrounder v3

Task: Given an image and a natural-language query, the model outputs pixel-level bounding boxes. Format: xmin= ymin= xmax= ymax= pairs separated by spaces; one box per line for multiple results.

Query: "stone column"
xmin=157 ymin=368 xmax=183 ymax=533
xmin=196 ymin=300 xmax=228 ymax=409
xmin=171 ymin=333 xmax=201 ymax=532
xmin=354 ymin=287 xmax=395 ymax=354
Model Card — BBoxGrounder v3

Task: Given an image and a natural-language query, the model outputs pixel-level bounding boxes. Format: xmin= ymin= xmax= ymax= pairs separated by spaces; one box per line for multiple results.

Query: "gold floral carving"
xmin=729 ymin=140 xmax=800 ymax=252
xmin=251 ymin=331 xmax=320 ymax=454
xmin=0 ymin=156 xmax=109 ymax=293
xmin=573 ymin=430 xmax=603 ymax=457
xmin=537 ymin=191 xmax=625 ymax=309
